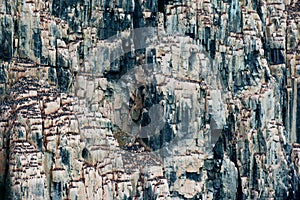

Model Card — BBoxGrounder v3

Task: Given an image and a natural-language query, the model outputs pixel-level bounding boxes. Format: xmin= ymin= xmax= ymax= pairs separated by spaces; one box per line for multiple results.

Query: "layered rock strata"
xmin=0 ymin=0 xmax=300 ymax=199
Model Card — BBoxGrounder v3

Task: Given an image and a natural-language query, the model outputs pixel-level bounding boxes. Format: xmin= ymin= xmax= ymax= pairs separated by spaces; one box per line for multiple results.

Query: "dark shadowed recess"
xmin=141 ymin=122 xmax=174 ymax=151
xmin=52 ymin=0 xmax=83 ymax=20
xmin=0 ymin=16 xmax=13 ymax=61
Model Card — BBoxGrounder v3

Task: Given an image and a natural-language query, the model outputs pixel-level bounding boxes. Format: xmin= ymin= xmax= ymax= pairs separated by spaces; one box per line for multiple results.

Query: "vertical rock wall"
xmin=0 ymin=0 xmax=300 ymax=199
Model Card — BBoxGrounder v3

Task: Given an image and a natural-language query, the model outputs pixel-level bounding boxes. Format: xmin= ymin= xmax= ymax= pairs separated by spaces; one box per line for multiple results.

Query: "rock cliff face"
xmin=0 ymin=0 xmax=300 ymax=199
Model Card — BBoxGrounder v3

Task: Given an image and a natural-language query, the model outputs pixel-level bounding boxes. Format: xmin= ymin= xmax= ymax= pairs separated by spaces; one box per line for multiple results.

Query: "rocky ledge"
xmin=0 ymin=0 xmax=300 ymax=199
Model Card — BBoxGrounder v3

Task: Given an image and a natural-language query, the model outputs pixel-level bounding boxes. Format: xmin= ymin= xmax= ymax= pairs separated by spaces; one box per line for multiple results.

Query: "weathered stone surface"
xmin=0 ymin=0 xmax=299 ymax=199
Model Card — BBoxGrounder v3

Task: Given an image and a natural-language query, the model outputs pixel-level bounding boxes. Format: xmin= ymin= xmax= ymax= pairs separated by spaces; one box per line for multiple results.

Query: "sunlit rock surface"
xmin=0 ymin=0 xmax=300 ymax=199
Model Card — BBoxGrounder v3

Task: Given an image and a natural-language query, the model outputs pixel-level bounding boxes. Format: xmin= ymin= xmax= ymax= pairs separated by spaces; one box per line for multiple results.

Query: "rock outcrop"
xmin=0 ymin=0 xmax=300 ymax=199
